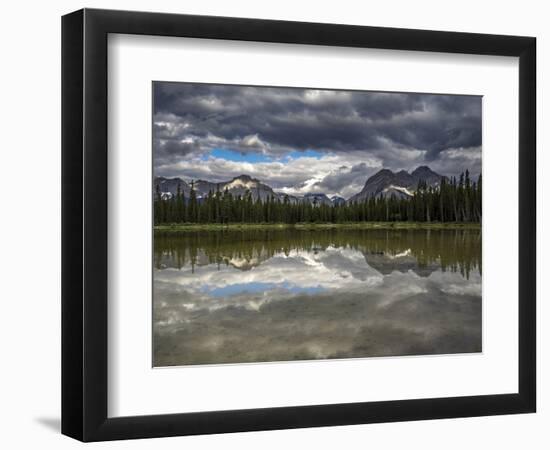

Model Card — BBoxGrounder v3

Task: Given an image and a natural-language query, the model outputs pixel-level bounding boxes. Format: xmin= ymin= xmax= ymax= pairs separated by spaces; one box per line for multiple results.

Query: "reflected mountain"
xmin=154 ymin=228 xmax=481 ymax=279
xmin=153 ymin=228 xmax=482 ymax=366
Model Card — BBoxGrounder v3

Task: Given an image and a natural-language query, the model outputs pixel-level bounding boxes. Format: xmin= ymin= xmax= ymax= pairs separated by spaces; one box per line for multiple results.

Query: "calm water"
xmin=153 ymin=228 xmax=482 ymax=366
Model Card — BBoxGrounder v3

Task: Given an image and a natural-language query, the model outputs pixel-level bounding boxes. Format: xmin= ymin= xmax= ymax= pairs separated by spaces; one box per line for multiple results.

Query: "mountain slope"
xmin=217 ymin=174 xmax=279 ymax=201
xmin=331 ymin=196 xmax=346 ymax=206
xmin=303 ymin=193 xmax=333 ymax=206
xmin=153 ymin=174 xmax=280 ymax=202
xmin=348 ymin=166 xmax=446 ymax=203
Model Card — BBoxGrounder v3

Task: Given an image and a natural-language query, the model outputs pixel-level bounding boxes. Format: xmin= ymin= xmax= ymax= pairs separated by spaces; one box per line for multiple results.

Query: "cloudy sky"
xmin=153 ymin=82 xmax=481 ymax=199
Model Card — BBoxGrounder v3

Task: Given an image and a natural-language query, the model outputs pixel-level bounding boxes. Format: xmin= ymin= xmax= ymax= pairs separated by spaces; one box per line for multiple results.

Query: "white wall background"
xmin=0 ymin=0 xmax=546 ymax=448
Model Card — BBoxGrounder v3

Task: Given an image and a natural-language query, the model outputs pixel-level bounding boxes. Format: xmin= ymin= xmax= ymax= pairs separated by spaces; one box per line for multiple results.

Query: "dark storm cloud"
xmin=153 ymin=82 xmax=481 ymax=195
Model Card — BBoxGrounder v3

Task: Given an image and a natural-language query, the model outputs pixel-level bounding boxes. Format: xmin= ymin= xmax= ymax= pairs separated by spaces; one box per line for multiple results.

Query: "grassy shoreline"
xmin=154 ymin=222 xmax=481 ymax=232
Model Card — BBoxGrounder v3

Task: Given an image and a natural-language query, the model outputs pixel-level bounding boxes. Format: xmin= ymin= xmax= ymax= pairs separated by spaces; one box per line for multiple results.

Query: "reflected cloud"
xmin=153 ymin=229 xmax=482 ymax=366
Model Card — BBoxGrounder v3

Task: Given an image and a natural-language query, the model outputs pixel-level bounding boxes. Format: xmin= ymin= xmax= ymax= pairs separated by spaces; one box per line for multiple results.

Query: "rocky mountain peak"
xmin=412 ymin=165 xmax=435 ymax=176
xmin=232 ymin=174 xmax=256 ymax=182
xmin=347 ymin=166 xmax=446 ymax=204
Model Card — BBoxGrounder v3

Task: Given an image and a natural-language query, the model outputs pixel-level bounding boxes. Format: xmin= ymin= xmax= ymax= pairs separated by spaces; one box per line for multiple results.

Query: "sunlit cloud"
xmin=153 ymin=245 xmax=482 ymax=366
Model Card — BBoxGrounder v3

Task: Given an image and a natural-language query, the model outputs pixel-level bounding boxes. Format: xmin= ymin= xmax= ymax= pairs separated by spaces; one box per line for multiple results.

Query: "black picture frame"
xmin=62 ymin=8 xmax=536 ymax=442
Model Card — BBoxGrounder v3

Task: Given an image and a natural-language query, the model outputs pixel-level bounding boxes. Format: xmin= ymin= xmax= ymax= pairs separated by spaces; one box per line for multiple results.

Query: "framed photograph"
xmin=62 ymin=8 xmax=536 ymax=441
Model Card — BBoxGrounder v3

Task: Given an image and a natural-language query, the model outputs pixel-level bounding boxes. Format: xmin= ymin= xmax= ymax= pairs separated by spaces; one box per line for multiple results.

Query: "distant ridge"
xmin=154 ymin=166 xmax=447 ymax=205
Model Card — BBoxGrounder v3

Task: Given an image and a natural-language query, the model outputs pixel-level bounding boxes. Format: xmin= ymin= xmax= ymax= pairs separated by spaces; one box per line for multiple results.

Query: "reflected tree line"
xmin=154 ymin=229 xmax=481 ymax=279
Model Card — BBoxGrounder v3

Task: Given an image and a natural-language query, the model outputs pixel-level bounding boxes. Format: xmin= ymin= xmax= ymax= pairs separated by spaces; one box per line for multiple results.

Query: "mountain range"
xmin=155 ymin=174 xmax=293 ymax=203
xmin=154 ymin=166 xmax=446 ymax=205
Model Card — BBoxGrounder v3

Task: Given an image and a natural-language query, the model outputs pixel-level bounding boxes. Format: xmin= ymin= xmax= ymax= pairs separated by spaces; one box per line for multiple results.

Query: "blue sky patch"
xmin=203 ymin=281 xmax=325 ymax=298
xmin=285 ymin=149 xmax=323 ymax=160
xmin=209 ymin=148 xmax=272 ymax=163
xmin=205 ymin=148 xmax=324 ymax=164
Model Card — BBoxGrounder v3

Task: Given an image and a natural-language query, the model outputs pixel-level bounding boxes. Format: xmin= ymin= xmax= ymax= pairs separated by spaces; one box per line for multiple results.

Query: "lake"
xmin=153 ymin=228 xmax=482 ymax=366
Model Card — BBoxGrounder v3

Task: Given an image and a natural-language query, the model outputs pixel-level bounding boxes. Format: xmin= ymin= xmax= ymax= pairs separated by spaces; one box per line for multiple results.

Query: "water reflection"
xmin=153 ymin=229 xmax=482 ymax=366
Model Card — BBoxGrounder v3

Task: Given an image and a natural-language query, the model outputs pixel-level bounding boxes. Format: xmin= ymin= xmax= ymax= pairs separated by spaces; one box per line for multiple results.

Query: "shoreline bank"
xmin=154 ymin=222 xmax=481 ymax=232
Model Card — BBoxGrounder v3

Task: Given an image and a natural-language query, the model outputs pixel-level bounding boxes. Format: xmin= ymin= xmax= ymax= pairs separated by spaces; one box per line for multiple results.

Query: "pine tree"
xmin=188 ymin=180 xmax=198 ymax=223
xmin=153 ymin=170 xmax=481 ymax=225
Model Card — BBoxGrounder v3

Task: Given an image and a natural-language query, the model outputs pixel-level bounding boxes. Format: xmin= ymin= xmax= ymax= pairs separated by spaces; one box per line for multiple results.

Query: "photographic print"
xmin=152 ymin=82 xmax=482 ymax=367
